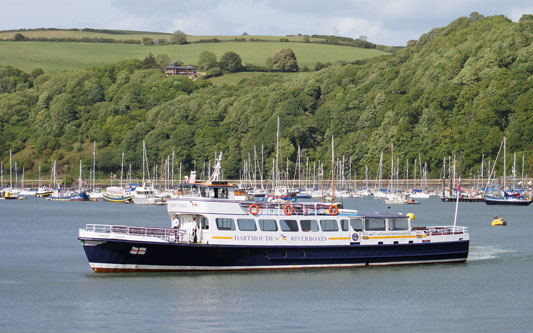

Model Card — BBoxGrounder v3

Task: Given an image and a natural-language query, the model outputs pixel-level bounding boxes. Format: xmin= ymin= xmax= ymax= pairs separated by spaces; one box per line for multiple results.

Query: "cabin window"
xmin=280 ymin=219 xmax=299 ymax=232
xmin=320 ymin=219 xmax=339 ymax=232
xmin=340 ymin=219 xmax=349 ymax=231
xmin=200 ymin=217 xmax=209 ymax=230
xmin=259 ymin=219 xmax=278 ymax=231
xmin=365 ymin=218 xmax=386 ymax=231
xmin=216 ymin=218 xmax=235 ymax=231
xmin=200 ymin=187 xmax=208 ymax=198
xmin=350 ymin=219 xmax=363 ymax=231
xmin=213 ymin=188 xmax=219 ymax=198
xmin=300 ymin=220 xmax=319 ymax=232
xmin=237 ymin=219 xmax=257 ymax=231
xmin=389 ymin=218 xmax=409 ymax=230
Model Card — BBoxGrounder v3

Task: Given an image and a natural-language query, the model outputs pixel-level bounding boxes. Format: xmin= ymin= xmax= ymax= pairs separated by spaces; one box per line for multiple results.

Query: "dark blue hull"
xmin=484 ymin=198 xmax=532 ymax=206
xmin=80 ymin=238 xmax=469 ymax=272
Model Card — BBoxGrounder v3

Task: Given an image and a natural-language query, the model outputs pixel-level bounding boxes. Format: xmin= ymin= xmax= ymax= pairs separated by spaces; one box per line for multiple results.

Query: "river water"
xmin=1 ymin=197 xmax=532 ymax=332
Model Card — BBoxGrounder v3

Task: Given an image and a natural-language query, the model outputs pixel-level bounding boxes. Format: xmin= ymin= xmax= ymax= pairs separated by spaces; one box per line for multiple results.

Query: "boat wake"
xmin=468 ymin=245 xmax=516 ymax=262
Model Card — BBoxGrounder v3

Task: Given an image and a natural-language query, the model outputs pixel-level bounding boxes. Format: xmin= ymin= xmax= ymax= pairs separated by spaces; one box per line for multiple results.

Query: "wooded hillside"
xmin=1 ymin=14 xmax=532 ymax=181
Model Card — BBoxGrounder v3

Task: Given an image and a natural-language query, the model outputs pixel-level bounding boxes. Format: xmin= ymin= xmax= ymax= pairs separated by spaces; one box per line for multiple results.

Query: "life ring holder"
xmin=283 ymin=205 xmax=294 ymax=216
xmin=249 ymin=203 xmax=260 ymax=215
xmin=328 ymin=204 xmax=339 ymax=216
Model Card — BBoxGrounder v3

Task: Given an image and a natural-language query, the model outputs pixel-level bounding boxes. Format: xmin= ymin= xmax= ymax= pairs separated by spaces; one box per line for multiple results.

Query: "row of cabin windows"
xmin=214 ymin=218 xmax=409 ymax=232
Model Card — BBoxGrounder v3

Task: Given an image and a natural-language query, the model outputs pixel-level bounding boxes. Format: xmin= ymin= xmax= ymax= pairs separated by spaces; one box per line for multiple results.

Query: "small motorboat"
xmin=491 ymin=216 xmax=507 ymax=226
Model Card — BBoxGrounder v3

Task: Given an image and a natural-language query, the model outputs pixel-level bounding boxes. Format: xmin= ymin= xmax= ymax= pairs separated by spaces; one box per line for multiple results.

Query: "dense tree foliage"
xmin=272 ymin=48 xmax=299 ymax=72
xmin=1 ymin=14 xmax=532 ymax=181
xmin=219 ymin=51 xmax=243 ymax=72
xmin=197 ymin=51 xmax=217 ymax=71
xmin=170 ymin=30 xmax=187 ymax=44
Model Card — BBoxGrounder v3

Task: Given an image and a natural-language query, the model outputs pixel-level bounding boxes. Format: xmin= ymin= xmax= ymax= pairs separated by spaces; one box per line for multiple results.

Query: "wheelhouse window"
xmin=350 ymin=219 xmax=362 ymax=231
xmin=300 ymin=220 xmax=319 ymax=232
xmin=320 ymin=219 xmax=339 ymax=232
xmin=364 ymin=218 xmax=386 ymax=231
xmin=389 ymin=218 xmax=409 ymax=230
xmin=259 ymin=219 xmax=277 ymax=231
xmin=237 ymin=219 xmax=257 ymax=231
xmin=216 ymin=218 xmax=235 ymax=231
xmin=280 ymin=219 xmax=299 ymax=232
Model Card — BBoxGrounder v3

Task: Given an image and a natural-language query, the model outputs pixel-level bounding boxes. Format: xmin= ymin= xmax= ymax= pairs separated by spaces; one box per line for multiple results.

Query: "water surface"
xmin=1 ymin=197 xmax=532 ymax=332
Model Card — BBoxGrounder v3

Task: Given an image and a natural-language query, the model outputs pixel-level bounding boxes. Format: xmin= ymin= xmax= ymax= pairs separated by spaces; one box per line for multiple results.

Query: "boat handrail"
xmin=84 ymin=224 xmax=185 ymax=242
xmin=422 ymin=226 xmax=468 ymax=235
xmin=239 ymin=202 xmax=354 ymax=217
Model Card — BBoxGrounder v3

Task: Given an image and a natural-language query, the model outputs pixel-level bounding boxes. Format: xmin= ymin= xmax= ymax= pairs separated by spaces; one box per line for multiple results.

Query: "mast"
xmin=10 ymin=149 xmax=13 ymax=188
xmin=276 ymin=116 xmax=280 ymax=190
xmin=92 ymin=141 xmax=96 ymax=190
xmin=120 ymin=152 xmax=124 ymax=188
xmin=390 ymin=143 xmax=394 ymax=191
xmin=79 ymin=160 xmax=82 ymax=192
xmin=171 ymin=151 xmax=175 ymax=187
xmin=331 ymin=135 xmax=335 ymax=202
xmin=503 ymin=136 xmax=507 ymax=191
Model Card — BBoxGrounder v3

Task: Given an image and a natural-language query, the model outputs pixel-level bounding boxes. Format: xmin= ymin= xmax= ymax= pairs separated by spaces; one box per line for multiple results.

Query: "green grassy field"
xmin=207 ymin=72 xmax=301 ymax=86
xmin=0 ymin=41 xmax=388 ymax=73
xmin=0 ymin=29 xmax=319 ymax=43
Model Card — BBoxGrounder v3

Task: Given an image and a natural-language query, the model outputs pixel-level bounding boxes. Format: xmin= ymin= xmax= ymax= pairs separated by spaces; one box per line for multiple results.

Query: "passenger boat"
xmin=79 ymin=181 xmax=469 ymax=272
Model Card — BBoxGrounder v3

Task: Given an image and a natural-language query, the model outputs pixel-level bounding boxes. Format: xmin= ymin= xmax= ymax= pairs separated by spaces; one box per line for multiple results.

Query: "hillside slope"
xmin=0 ymin=14 xmax=531 ymax=180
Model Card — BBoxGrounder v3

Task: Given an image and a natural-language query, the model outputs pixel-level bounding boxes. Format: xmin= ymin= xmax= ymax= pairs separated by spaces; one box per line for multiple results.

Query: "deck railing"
xmin=424 ymin=226 xmax=468 ymax=236
xmin=239 ymin=202 xmax=356 ymax=216
xmin=85 ymin=224 xmax=186 ymax=242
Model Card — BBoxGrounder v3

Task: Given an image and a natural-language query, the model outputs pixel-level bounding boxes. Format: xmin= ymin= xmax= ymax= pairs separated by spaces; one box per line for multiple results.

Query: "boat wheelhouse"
xmin=79 ymin=181 xmax=469 ymax=272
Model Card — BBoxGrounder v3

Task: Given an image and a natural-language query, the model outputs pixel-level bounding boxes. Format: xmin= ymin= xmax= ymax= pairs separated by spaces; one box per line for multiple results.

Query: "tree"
xmin=155 ymin=54 xmax=171 ymax=69
xmin=219 ymin=51 xmax=243 ymax=72
xmin=142 ymin=37 xmax=153 ymax=45
xmin=142 ymin=53 xmax=158 ymax=69
xmin=31 ymin=68 xmax=44 ymax=79
xmin=273 ymin=48 xmax=299 ymax=72
xmin=13 ymin=33 xmax=25 ymax=41
xmin=197 ymin=51 xmax=217 ymax=71
xmin=171 ymin=30 xmax=187 ymax=44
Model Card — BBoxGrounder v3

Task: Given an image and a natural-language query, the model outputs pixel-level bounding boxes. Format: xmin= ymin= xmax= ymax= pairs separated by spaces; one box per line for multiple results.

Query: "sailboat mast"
xmin=276 ymin=116 xmax=280 ymax=190
xmin=79 ymin=160 xmax=82 ymax=192
xmin=503 ymin=136 xmax=506 ymax=190
xmin=331 ymin=135 xmax=335 ymax=202
xmin=93 ymin=141 xmax=96 ymax=190
xmin=120 ymin=152 xmax=124 ymax=187
xmin=10 ymin=149 xmax=13 ymax=188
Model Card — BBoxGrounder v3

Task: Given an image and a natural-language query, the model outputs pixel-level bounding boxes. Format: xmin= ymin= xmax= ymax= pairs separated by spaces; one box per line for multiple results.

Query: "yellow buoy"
xmin=406 ymin=213 xmax=415 ymax=220
xmin=491 ymin=217 xmax=507 ymax=226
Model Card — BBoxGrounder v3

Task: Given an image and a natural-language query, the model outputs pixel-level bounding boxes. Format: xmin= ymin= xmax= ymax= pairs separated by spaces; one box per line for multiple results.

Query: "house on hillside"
xmin=165 ymin=62 xmax=197 ymax=78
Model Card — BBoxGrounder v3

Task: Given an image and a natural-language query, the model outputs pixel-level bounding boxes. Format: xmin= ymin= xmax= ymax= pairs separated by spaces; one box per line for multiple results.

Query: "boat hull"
xmin=484 ymin=198 xmax=532 ymax=206
xmin=80 ymin=238 xmax=469 ymax=272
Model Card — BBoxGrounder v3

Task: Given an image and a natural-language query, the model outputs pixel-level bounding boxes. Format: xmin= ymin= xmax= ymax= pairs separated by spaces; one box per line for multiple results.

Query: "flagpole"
xmin=453 ymin=177 xmax=461 ymax=228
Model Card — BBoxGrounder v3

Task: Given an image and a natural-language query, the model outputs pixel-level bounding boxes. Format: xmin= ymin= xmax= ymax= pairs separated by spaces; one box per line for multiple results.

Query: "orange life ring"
xmin=328 ymin=204 xmax=339 ymax=216
xmin=283 ymin=205 xmax=294 ymax=216
xmin=249 ymin=203 xmax=260 ymax=215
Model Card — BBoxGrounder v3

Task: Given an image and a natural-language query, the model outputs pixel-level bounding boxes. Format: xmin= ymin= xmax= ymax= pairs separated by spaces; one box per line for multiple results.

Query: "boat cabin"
xmin=169 ymin=209 xmax=414 ymax=246
xmin=177 ymin=181 xmax=236 ymax=199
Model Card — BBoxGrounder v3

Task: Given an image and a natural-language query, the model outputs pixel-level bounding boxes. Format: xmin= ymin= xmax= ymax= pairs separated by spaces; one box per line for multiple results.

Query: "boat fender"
xmin=283 ymin=205 xmax=294 ymax=216
xmin=328 ymin=204 xmax=339 ymax=216
xmin=406 ymin=213 xmax=415 ymax=220
xmin=249 ymin=203 xmax=260 ymax=215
